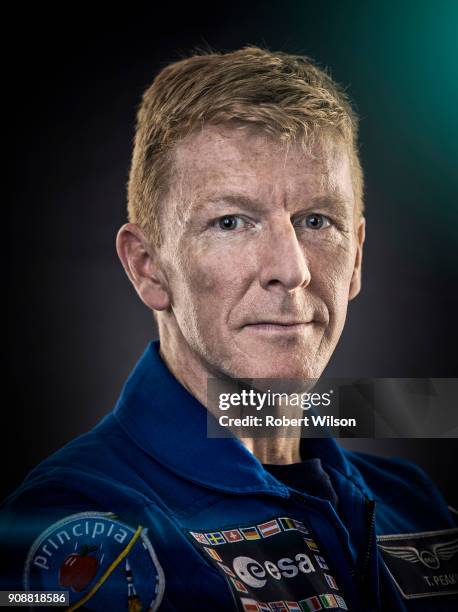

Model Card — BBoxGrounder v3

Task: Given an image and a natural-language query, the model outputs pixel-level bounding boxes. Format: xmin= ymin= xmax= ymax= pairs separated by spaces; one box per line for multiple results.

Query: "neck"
xmin=240 ymin=437 xmax=301 ymax=464
xmin=157 ymin=319 xmax=302 ymax=466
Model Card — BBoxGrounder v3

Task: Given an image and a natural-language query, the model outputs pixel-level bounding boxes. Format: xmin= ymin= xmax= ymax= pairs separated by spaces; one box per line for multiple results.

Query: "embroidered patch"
xmin=377 ymin=527 xmax=458 ymax=599
xmin=186 ymin=516 xmax=349 ymax=611
xmin=24 ymin=511 xmax=165 ymax=610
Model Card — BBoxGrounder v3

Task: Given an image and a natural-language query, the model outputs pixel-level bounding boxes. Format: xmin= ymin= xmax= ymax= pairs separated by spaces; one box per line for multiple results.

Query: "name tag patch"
xmin=377 ymin=528 xmax=458 ymax=600
xmin=186 ymin=516 xmax=349 ymax=611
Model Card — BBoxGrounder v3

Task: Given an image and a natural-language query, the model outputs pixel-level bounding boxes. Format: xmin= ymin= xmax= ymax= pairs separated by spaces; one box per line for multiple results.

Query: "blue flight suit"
xmin=1 ymin=341 xmax=457 ymax=611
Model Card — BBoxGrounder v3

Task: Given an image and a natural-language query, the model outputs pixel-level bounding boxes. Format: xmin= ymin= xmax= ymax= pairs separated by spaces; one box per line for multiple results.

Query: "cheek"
xmin=173 ymin=246 xmax=249 ymax=319
xmin=188 ymin=250 xmax=235 ymax=293
xmin=309 ymin=241 xmax=356 ymax=315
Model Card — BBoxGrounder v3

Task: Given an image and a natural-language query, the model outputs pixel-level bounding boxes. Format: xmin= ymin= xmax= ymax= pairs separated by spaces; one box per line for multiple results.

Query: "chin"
xmin=228 ymin=356 xmax=323 ymax=381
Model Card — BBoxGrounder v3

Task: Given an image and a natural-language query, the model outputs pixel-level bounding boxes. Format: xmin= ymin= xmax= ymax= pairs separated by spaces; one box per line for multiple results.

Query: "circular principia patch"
xmin=24 ymin=511 xmax=165 ymax=611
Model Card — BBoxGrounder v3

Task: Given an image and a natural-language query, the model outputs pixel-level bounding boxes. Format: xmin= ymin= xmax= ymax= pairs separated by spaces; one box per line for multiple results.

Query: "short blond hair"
xmin=127 ymin=46 xmax=364 ymax=245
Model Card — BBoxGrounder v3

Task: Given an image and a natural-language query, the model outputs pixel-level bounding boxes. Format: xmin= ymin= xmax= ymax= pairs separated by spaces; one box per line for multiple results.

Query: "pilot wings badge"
xmin=377 ymin=528 xmax=458 ymax=600
xmin=378 ymin=538 xmax=458 ymax=570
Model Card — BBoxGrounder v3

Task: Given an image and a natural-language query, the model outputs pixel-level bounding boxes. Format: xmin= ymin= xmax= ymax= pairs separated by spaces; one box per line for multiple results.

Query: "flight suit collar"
xmin=113 ymin=341 xmax=359 ymax=496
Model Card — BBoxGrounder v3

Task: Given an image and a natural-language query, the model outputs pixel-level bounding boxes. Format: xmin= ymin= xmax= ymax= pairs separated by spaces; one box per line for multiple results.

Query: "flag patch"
xmin=190 ymin=531 xmax=209 ymax=545
xmin=324 ymin=574 xmax=338 ymax=590
xmin=241 ymin=526 xmax=261 ymax=541
xmin=268 ymin=602 xmax=287 ymax=612
xmin=304 ymin=538 xmax=320 ymax=552
xmin=205 ymin=531 xmax=226 ymax=545
xmin=241 ymin=598 xmax=260 ymax=612
xmin=334 ymin=594 xmax=348 ymax=610
xmin=285 ymin=601 xmax=302 ymax=612
xmin=217 ymin=561 xmax=236 ymax=577
xmin=319 ymin=593 xmax=337 ymax=608
xmin=223 ymin=529 xmax=244 ymax=543
xmin=314 ymin=555 xmax=329 ymax=570
xmin=185 ymin=516 xmax=340 ymax=611
xmin=231 ymin=577 xmax=249 ymax=593
xmin=204 ymin=546 xmax=222 ymax=561
xmin=258 ymin=519 xmax=281 ymax=538
xmin=279 ymin=517 xmax=296 ymax=531
xmin=292 ymin=520 xmax=309 ymax=534
xmin=299 ymin=595 xmax=322 ymax=611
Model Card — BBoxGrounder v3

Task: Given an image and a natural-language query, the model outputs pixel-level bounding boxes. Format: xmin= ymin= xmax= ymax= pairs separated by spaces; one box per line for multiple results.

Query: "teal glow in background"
xmin=286 ymin=0 xmax=458 ymax=263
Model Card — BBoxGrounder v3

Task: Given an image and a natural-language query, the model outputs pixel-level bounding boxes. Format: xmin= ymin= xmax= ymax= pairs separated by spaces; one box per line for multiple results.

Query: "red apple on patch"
xmin=59 ymin=544 xmax=99 ymax=592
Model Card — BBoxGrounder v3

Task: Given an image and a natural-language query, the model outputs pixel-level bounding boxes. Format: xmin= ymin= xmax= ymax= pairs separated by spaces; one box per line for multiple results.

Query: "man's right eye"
xmin=217 ymin=215 xmax=242 ymax=230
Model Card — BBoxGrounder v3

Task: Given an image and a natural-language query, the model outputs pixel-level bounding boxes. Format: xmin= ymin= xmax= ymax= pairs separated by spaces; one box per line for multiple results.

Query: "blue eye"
xmin=218 ymin=215 xmax=241 ymax=230
xmin=298 ymin=214 xmax=331 ymax=230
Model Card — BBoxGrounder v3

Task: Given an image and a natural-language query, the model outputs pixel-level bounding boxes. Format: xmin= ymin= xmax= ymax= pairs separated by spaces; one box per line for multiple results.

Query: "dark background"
xmin=5 ymin=2 xmax=458 ymax=504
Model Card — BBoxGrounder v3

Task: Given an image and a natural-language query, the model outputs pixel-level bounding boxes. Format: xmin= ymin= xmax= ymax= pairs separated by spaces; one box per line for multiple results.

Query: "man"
xmin=1 ymin=47 xmax=456 ymax=611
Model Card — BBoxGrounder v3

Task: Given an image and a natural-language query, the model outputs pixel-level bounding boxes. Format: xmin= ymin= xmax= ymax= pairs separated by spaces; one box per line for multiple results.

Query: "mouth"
xmin=242 ymin=321 xmax=312 ymax=333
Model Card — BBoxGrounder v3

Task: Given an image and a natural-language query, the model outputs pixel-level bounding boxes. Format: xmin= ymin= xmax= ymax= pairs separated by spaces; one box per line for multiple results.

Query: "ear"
xmin=116 ymin=223 xmax=171 ymax=311
xmin=348 ymin=217 xmax=366 ymax=301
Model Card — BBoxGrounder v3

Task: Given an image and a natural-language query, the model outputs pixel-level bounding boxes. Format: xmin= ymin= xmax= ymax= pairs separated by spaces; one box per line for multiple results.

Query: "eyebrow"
xmin=194 ymin=192 xmax=352 ymax=212
xmin=194 ymin=193 xmax=264 ymax=211
xmin=309 ymin=194 xmax=353 ymax=210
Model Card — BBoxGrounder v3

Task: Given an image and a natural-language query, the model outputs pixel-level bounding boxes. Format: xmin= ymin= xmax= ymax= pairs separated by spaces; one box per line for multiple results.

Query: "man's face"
xmin=157 ymin=124 xmax=363 ymax=380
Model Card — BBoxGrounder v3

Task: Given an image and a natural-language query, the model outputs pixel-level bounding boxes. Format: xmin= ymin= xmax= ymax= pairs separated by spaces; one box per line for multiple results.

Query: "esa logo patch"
xmin=24 ymin=511 xmax=165 ymax=610
xmin=187 ymin=516 xmax=349 ymax=611
xmin=377 ymin=527 xmax=458 ymax=600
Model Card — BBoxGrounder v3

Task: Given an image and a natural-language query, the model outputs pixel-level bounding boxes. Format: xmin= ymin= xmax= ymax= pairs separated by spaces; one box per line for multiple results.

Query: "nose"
xmin=258 ymin=219 xmax=311 ymax=292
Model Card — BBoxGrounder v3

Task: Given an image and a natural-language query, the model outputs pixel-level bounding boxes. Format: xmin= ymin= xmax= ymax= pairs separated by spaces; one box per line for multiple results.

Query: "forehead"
xmin=168 ymin=124 xmax=354 ymax=213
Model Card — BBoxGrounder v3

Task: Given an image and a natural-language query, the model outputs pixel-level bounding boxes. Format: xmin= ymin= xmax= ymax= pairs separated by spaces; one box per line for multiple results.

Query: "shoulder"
xmin=344 ymin=448 xmax=436 ymax=492
xmin=1 ymin=479 xmax=102 ymax=591
xmin=343 ymin=449 xmax=456 ymax=531
xmin=21 ymin=413 xmax=124 ymax=482
xmin=0 ymin=418 xmax=120 ymax=549
xmin=0 ymin=413 xmax=163 ymax=595
xmin=6 ymin=411 xmax=152 ymax=508
xmin=0 ymin=479 xmax=165 ymax=608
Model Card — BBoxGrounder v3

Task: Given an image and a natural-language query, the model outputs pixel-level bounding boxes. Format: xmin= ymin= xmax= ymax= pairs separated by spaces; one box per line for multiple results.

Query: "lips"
xmin=240 ymin=306 xmax=328 ymax=329
xmin=243 ymin=320 xmax=312 ymax=327
xmin=242 ymin=321 xmax=312 ymax=332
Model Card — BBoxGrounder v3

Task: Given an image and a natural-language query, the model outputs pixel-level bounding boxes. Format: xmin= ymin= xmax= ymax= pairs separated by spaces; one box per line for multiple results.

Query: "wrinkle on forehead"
xmin=160 ymin=124 xmax=354 ymax=252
